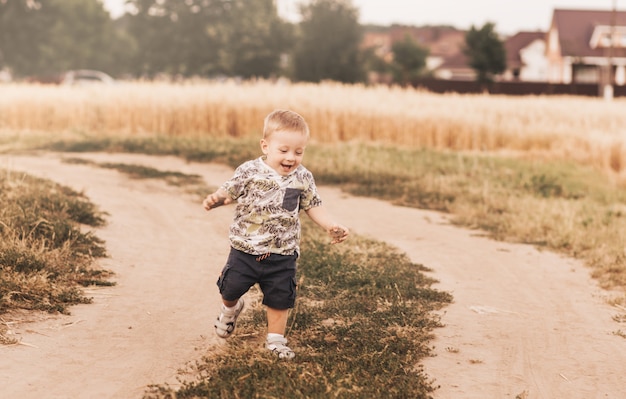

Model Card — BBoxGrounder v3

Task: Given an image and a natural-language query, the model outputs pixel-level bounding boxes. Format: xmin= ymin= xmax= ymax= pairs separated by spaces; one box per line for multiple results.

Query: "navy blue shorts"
xmin=216 ymin=248 xmax=298 ymax=310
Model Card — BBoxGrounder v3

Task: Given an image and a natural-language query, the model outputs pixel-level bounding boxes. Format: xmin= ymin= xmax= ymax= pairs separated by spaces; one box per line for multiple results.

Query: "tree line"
xmin=0 ymin=0 xmax=505 ymax=84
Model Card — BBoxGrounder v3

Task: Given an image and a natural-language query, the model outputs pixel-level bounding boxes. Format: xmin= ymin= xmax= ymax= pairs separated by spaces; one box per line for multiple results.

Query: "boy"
xmin=202 ymin=109 xmax=349 ymax=359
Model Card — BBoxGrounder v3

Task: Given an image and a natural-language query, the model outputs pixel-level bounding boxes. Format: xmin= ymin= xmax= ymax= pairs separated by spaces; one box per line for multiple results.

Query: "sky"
xmin=104 ymin=0 xmax=620 ymax=35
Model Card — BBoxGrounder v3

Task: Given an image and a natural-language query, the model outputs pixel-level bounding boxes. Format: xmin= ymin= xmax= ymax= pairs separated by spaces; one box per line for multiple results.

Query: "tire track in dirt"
xmin=316 ymin=189 xmax=626 ymax=399
xmin=1 ymin=152 xmax=625 ymax=399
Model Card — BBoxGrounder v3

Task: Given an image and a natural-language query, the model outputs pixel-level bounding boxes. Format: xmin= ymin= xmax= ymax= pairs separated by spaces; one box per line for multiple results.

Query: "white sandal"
xmin=214 ymin=299 xmax=244 ymax=338
xmin=266 ymin=336 xmax=295 ymax=360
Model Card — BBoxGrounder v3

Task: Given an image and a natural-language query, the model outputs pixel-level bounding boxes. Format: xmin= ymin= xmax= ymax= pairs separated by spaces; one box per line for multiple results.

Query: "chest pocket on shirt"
xmin=282 ymin=188 xmax=302 ymax=211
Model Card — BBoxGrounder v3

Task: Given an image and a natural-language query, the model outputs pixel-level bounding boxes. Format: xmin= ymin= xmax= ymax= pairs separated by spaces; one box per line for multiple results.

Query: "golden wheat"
xmin=1 ymin=80 xmax=625 ymax=178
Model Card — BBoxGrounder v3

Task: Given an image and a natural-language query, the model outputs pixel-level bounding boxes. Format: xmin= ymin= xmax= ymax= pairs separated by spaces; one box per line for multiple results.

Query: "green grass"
xmin=62 ymin=157 xmax=206 ymax=188
xmin=40 ymin=135 xmax=626 ymax=290
xmin=46 ymin=135 xmax=259 ymax=167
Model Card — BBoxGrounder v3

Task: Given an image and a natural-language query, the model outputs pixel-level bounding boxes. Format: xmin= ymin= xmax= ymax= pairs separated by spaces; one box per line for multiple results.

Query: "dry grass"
xmin=0 ymin=170 xmax=112 ymax=319
xmin=145 ymin=227 xmax=451 ymax=399
xmin=1 ymin=81 xmax=626 ymax=181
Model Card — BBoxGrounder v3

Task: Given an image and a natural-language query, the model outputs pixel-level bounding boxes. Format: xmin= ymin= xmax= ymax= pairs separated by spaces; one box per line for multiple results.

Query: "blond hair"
xmin=263 ymin=109 xmax=310 ymax=139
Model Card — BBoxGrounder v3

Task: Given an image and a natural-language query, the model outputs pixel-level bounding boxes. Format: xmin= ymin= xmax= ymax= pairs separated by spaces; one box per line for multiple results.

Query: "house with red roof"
xmin=362 ymin=25 xmax=474 ymax=81
xmin=547 ymin=8 xmax=626 ymax=86
xmin=361 ymin=8 xmax=626 ymax=90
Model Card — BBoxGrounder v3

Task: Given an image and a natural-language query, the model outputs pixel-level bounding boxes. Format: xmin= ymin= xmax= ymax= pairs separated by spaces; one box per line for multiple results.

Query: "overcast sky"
xmin=104 ymin=0 xmax=620 ymax=35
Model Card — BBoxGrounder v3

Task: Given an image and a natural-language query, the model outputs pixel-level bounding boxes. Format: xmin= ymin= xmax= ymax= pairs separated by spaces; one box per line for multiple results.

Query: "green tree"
xmin=125 ymin=0 xmax=291 ymax=78
xmin=0 ymin=0 xmax=46 ymax=76
xmin=360 ymin=46 xmax=389 ymax=78
xmin=391 ymin=33 xmax=429 ymax=85
xmin=0 ymin=0 xmax=129 ymax=78
xmin=125 ymin=0 xmax=219 ymax=77
xmin=463 ymin=22 xmax=506 ymax=84
xmin=217 ymin=0 xmax=294 ymax=78
xmin=292 ymin=0 xmax=365 ymax=83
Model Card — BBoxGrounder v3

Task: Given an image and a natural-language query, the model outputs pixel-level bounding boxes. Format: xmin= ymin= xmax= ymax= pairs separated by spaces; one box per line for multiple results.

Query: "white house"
xmin=503 ymin=31 xmax=548 ymax=81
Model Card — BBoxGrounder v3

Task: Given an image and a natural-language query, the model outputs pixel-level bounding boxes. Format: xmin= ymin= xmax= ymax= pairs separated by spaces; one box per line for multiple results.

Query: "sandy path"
xmin=1 ymin=152 xmax=625 ymax=399
xmin=0 ymin=153 xmax=235 ymax=398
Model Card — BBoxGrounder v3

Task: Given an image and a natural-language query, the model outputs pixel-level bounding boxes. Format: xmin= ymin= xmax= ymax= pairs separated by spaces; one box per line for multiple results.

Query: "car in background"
xmin=61 ymin=69 xmax=115 ymax=86
xmin=0 ymin=68 xmax=11 ymax=83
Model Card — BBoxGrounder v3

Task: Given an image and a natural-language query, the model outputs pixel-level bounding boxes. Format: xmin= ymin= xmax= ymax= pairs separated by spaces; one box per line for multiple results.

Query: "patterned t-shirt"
xmin=221 ymin=157 xmax=322 ymax=256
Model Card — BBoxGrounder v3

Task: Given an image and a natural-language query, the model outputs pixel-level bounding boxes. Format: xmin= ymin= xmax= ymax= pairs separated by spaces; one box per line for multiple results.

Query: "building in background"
xmin=362 ymin=25 xmax=474 ymax=81
xmin=502 ymin=31 xmax=548 ymax=81
xmin=547 ymin=9 xmax=626 ymax=86
xmin=362 ymin=7 xmax=626 ymax=89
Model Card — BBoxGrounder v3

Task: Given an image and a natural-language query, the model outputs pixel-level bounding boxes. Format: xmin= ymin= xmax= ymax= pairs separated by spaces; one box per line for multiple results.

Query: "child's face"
xmin=260 ymin=130 xmax=308 ymax=176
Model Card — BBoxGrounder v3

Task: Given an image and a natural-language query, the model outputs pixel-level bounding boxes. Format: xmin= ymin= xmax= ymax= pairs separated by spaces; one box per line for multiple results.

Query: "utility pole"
xmin=604 ymin=0 xmax=617 ymax=100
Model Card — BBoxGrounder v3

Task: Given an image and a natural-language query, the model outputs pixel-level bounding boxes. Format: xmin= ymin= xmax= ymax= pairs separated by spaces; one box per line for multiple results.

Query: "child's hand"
xmin=329 ymin=225 xmax=349 ymax=244
xmin=202 ymin=192 xmax=231 ymax=211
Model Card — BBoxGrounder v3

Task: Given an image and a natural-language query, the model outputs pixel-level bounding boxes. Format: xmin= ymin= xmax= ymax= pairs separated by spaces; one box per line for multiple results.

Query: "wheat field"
xmin=2 ymin=80 xmax=625 ymax=180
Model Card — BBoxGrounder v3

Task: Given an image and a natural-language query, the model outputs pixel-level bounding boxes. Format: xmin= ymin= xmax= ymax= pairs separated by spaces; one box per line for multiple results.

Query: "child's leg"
xmin=258 ymin=253 xmax=297 ymax=359
xmin=214 ymin=249 xmax=257 ymax=338
xmin=265 ymin=307 xmax=295 ymax=359
xmin=266 ymin=307 xmax=289 ymax=335
xmin=222 ymin=299 xmax=238 ymax=307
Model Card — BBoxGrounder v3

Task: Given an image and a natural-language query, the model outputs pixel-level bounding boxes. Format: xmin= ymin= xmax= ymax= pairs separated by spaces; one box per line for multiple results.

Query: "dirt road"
xmin=1 ymin=152 xmax=624 ymax=399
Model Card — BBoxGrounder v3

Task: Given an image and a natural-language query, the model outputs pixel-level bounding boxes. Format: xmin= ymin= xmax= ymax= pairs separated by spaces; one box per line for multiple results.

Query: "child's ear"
xmin=260 ymin=139 xmax=269 ymax=154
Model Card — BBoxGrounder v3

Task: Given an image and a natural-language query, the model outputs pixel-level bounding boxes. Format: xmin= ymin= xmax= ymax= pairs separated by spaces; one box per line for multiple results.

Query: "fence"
xmin=412 ymin=79 xmax=626 ymax=97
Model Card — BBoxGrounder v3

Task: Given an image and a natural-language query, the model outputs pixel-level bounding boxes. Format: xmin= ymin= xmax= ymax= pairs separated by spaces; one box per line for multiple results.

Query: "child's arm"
xmin=202 ymin=187 xmax=233 ymax=211
xmin=305 ymin=205 xmax=350 ymax=244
